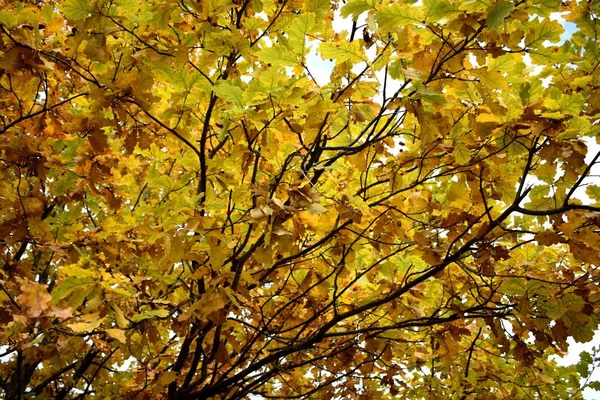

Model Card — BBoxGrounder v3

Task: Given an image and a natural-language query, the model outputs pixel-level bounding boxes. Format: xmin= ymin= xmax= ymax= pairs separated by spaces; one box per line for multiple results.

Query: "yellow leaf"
xmin=476 ymin=113 xmax=503 ymax=123
xmin=60 ymin=264 xmax=100 ymax=278
xmin=105 ymin=328 xmax=127 ymax=343
xmin=112 ymin=304 xmax=130 ymax=329
xmin=68 ymin=318 xmax=103 ymax=333
xmin=452 ymin=141 xmax=470 ymax=164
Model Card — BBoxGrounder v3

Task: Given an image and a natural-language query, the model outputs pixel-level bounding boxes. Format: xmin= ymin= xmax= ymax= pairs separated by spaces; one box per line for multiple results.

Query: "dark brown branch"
xmin=54 ymin=350 xmax=99 ymax=400
xmin=0 ymin=93 xmax=88 ymax=135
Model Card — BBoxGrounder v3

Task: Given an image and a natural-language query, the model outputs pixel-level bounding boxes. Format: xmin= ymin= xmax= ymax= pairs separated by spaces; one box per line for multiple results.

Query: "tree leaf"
xmin=17 ymin=282 xmax=52 ymax=318
xmin=52 ymin=278 xmax=96 ymax=305
xmin=307 ymin=203 xmax=327 ymax=215
xmin=213 ymin=82 xmax=244 ymax=108
xmin=112 ymin=304 xmax=130 ymax=329
xmin=60 ymin=263 xmax=100 ymax=278
xmin=105 ymin=328 xmax=127 ymax=343
xmin=3 ymin=0 xmax=600 ymax=398
xmin=340 ymin=0 xmax=375 ymax=20
xmin=68 ymin=317 xmax=103 ymax=333
xmin=486 ymin=0 xmax=514 ymax=29
xmin=131 ymin=309 xmax=170 ymax=322
xmin=257 ymin=46 xmax=298 ymax=67
xmin=422 ymin=0 xmax=457 ymax=23
xmin=0 ymin=12 xmax=18 ymax=28
xmin=571 ymin=321 xmax=596 ymax=343
xmin=287 ymin=14 xmax=315 ymax=57
xmin=588 ymin=381 xmax=600 ymax=391
xmin=376 ymin=4 xmax=423 ymax=31
xmin=61 ymin=0 xmax=94 ymax=20
xmin=319 ymin=41 xmax=367 ymax=64
xmin=452 ymin=140 xmax=470 ymax=164
xmin=535 ymin=230 xmax=563 ymax=246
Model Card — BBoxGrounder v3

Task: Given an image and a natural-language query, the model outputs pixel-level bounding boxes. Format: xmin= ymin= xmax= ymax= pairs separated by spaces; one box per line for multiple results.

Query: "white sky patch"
xmin=550 ymin=12 xmax=579 ymax=45
xmin=260 ymin=35 xmax=273 ymax=48
xmin=305 ymin=41 xmax=334 ymax=86
xmin=112 ymin=356 xmax=138 ymax=372
xmin=255 ymin=12 xmax=268 ymax=21
xmin=468 ymin=53 xmax=480 ymax=68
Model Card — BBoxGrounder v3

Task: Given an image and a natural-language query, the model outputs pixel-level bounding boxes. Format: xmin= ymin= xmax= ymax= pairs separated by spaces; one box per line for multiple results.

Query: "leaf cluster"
xmin=1 ymin=0 xmax=600 ymax=398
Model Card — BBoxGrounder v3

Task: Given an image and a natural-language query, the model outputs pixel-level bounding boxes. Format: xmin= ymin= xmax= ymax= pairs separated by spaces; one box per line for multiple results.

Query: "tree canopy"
xmin=1 ymin=0 xmax=600 ymax=398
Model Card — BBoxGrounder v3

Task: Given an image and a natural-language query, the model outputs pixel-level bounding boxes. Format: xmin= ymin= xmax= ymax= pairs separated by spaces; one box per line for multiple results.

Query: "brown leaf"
xmin=569 ymin=241 xmax=600 ymax=265
xmin=89 ymin=127 xmax=109 ymax=153
xmin=535 ymin=230 xmax=563 ymax=246
xmin=17 ymin=281 xmax=52 ymax=318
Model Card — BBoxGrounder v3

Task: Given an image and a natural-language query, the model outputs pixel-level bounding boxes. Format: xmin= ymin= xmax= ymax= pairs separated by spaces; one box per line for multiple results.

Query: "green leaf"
xmin=287 ymin=14 xmax=315 ymax=57
xmin=131 ymin=309 xmax=170 ymax=322
xmin=576 ymin=351 xmax=592 ymax=377
xmin=542 ymin=299 xmax=566 ymax=320
xmin=529 ymin=0 xmax=563 ymax=17
xmin=319 ymin=41 xmax=367 ymax=64
xmin=213 ymin=82 xmax=244 ymax=108
xmin=376 ymin=4 xmax=423 ymax=31
xmin=0 ymin=12 xmax=18 ymax=28
xmin=502 ymin=279 xmax=528 ymax=296
xmin=543 ymin=88 xmax=585 ymax=117
xmin=588 ymin=381 xmax=600 ymax=391
xmin=518 ymin=82 xmax=532 ymax=106
xmin=114 ymin=0 xmax=140 ymax=16
xmin=243 ymin=79 xmax=268 ymax=105
xmin=41 ymin=5 xmax=58 ymax=22
xmin=572 ymin=322 xmax=596 ymax=343
xmin=100 ymin=282 xmax=133 ymax=297
xmin=340 ymin=0 xmax=375 ymax=20
xmin=257 ymin=67 xmax=292 ymax=98
xmin=415 ymin=85 xmax=446 ymax=105
xmin=61 ymin=0 xmax=95 ymax=20
xmin=586 ymin=185 xmax=600 ymax=205
xmin=526 ymin=19 xmax=564 ymax=48
xmin=378 ymin=261 xmax=395 ymax=280
xmin=60 ymin=263 xmax=100 ymax=278
xmin=303 ymin=0 xmax=329 ymax=16
xmin=453 ymin=141 xmax=470 ymax=164
xmin=562 ymin=293 xmax=585 ymax=313
xmin=486 ymin=0 xmax=514 ymax=29
xmin=256 ymin=46 xmax=298 ymax=67
xmin=52 ymin=277 xmax=95 ymax=303
xmin=576 ymin=363 xmax=590 ymax=378
xmin=487 ymin=53 xmax=522 ymax=73
xmin=422 ymin=0 xmax=457 ymax=23
xmin=580 ymin=351 xmax=593 ymax=365
xmin=560 ymin=93 xmax=585 ymax=116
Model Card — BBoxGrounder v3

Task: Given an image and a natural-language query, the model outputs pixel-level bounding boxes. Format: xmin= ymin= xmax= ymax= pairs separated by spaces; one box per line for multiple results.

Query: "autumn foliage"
xmin=2 ymin=0 xmax=600 ymax=398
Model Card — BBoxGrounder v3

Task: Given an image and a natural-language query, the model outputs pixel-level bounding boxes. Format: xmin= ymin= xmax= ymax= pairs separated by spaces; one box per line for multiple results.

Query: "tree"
xmin=1 ymin=0 xmax=600 ymax=397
